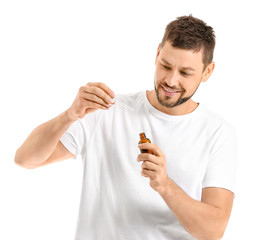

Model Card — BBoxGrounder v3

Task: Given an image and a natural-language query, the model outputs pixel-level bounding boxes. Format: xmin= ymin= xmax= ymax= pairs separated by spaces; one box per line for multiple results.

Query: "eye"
xmin=180 ymin=71 xmax=190 ymax=76
xmin=161 ymin=64 xmax=171 ymax=70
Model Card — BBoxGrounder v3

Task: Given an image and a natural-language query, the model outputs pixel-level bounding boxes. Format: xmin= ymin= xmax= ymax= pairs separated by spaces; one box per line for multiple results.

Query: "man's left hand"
xmin=137 ymin=143 xmax=169 ymax=194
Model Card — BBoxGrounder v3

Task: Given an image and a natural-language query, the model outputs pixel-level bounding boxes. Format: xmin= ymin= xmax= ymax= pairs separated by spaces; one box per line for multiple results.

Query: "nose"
xmin=165 ymin=71 xmax=180 ymax=87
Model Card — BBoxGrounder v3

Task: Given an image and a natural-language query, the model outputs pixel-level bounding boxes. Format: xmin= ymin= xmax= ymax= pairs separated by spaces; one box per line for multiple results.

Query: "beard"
xmin=154 ymin=81 xmax=200 ymax=109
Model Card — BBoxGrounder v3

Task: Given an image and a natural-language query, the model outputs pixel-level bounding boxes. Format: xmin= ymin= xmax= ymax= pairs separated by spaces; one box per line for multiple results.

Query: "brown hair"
xmin=160 ymin=15 xmax=215 ymax=69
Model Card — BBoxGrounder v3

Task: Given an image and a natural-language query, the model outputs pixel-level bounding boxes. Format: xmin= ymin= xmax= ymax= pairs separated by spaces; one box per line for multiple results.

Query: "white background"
xmin=0 ymin=0 xmax=258 ymax=239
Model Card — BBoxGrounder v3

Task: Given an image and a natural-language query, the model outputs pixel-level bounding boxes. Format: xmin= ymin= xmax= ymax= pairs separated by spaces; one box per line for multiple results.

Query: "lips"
xmin=161 ymin=85 xmax=182 ymax=96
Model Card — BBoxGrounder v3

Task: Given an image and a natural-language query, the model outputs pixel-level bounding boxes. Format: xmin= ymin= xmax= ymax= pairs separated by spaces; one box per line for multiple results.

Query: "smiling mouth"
xmin=161 ymin=85 xmax=182 ymax=94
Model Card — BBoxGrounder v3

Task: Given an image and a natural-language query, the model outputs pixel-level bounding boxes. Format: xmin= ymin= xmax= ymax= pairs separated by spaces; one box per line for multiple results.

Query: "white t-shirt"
xmin=60 ymin=91 xmax=238 ymax=240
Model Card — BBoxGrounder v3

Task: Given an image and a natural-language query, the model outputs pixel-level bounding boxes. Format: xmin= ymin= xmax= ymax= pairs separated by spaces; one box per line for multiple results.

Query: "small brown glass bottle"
xmin=138 ymin=132 xmax=153 ymax=154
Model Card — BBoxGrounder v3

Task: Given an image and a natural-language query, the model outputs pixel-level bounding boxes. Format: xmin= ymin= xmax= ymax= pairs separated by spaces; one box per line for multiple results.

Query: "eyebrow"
xmin=161 ymin=58 xmax=196 ymax=72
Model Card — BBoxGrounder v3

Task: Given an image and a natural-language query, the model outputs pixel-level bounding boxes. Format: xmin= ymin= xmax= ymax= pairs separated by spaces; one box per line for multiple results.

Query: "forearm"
xmin=159 ymin=179 xmax=225 ymax=240
xmin=15 ymin=110 xmax=75 ymax=167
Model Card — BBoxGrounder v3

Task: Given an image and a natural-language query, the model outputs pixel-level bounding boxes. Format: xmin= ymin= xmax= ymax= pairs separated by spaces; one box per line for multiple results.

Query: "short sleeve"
xmin=60 ymin=111 xmax=102 ymax=158
xmin=202 ymin=122 xmax=238 ymax=194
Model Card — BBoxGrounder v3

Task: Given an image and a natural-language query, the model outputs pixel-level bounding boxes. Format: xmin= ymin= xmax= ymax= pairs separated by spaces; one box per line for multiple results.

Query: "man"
xmin=15 ymin=15 xmax=238 ymax=240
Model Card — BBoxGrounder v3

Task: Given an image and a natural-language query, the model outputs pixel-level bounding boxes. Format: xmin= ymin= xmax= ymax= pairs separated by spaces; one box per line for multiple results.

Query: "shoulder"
xmin=198 ymin=104 xmax=237 ymax=143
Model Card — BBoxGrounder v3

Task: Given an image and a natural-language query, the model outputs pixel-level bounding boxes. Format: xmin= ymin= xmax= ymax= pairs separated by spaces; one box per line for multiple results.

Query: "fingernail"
xmin=110 ymin=92 xmax=115 ymax=98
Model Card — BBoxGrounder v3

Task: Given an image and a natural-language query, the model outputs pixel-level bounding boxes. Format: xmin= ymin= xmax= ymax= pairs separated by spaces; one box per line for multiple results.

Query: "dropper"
xmin=112 ymin=96 xmax=134 ymax=111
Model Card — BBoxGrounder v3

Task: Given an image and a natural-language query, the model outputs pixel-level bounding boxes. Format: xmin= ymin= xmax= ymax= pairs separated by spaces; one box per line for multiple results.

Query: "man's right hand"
xmin=67 ymin=82 xmax=115 ymax=121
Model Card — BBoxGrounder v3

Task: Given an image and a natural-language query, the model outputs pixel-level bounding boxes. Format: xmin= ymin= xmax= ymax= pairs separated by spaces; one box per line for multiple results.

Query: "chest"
xmin=100 ymin=118 xmax=209 ymax=201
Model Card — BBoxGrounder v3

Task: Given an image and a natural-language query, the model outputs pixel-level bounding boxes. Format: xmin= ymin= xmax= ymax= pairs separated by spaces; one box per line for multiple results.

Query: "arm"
xmin=137 ymin=143 xmax=234 ymax=240
xmin=15 ymin=82 xmax=115 ymax=169
xmin=160 ymin=181 xmax=233 ymax=240
xmin=14 ymin=111 xmax=76 ymax=169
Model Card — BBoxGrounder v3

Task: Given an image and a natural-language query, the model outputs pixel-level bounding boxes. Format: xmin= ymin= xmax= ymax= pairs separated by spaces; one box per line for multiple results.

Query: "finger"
xmin=142 ymin=168 xmax=156 ymax=178
xmin=84 ymin=85 xmax=114 ymax=105
xmin=141 ymin=161 xmax=159 ymax=172
xmin=137 ymin=153 xmax=159 ymax=165
xmin=87 ymin=82 xmax=115 ymax=99
xmin=83 ymin=100 xmax=110 ymax=110
xmin=82 ymin=91 xmax=112 ymax=108
xmin=138 ymin=143 xmax=164 ymax=157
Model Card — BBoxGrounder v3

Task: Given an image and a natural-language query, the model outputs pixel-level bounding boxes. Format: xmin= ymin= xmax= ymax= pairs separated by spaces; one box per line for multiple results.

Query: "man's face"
xmin=154 ymin=41 xmax=206 ymax=109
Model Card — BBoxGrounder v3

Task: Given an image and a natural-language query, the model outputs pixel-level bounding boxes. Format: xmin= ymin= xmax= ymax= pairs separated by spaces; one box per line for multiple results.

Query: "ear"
xmin=155 ymin=44 xmax=161 ymax=65
xmin=201 ymin=61 xmax=215 ymax=82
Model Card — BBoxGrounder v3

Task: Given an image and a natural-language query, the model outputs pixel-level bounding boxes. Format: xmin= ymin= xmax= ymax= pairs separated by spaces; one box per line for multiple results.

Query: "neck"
xmin=146 ymin=90 xmax=199 ymax=116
